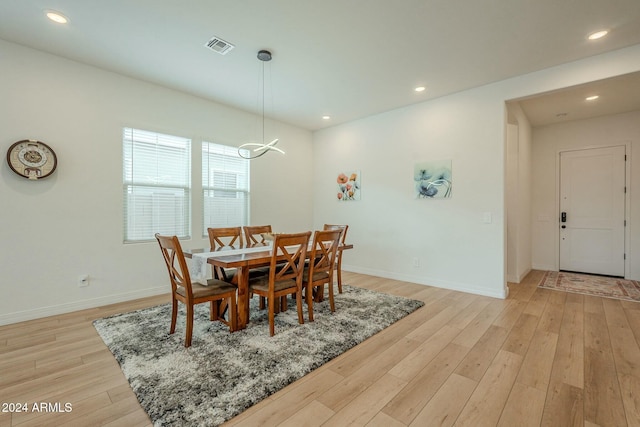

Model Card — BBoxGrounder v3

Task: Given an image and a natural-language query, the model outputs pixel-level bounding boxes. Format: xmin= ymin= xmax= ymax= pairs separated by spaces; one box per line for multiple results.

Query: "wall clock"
xmin=6 ymin=139 xmax=58 ymax=180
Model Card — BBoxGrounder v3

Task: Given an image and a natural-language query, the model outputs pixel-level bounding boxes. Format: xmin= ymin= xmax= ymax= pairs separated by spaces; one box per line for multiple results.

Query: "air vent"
xmin=204 ymin=36 xmax=235 ymax=55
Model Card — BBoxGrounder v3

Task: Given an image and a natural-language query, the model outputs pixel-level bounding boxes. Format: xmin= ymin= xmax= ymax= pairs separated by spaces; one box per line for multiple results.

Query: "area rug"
xmin=93 ymin=285 xmax=424 ymax=426
xmin=539 ymin=271 xmax=640 ymax=302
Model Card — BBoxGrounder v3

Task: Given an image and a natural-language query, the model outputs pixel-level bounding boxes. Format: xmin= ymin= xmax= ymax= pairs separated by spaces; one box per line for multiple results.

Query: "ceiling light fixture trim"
xmin=46 ymin=10 xmax=68 ymax=24
xmin=588 ymin=30 xmax=608 ymax=40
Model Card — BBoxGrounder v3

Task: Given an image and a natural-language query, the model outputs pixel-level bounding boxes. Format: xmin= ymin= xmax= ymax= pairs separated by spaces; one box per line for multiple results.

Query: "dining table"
xmin=184 ymin=241 xmax=353 ymax=330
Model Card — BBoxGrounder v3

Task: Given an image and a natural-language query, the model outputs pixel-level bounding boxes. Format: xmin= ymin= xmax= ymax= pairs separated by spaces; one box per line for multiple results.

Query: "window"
xmin=202 ymin=142 xmax=250 ymax=232
xmin=123 ymin=128 xmax=191 ymax=242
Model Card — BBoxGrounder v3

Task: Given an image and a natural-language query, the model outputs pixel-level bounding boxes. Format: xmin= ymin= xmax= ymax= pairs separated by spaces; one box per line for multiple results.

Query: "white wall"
xmin=506 ymin=123 xmax=519 ymax=281
xmin=517 ymin=113 xmax=533 ymax=282
xmin=313 ymin=44 xmax=640 ymax=298
xmin=0 ymin=40 xmax=313 ymax=324
xmin=531 ymin=110 xmax=640 ymax=280
xmin=505 ymin=103 xmax=533 ymax=283
xmin=313 ymin=86 xmax=510 ymax=298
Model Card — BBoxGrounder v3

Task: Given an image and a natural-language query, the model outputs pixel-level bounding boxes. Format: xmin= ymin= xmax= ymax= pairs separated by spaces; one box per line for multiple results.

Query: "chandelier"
xmin=238 ymin=50 xmax=285 ymax=159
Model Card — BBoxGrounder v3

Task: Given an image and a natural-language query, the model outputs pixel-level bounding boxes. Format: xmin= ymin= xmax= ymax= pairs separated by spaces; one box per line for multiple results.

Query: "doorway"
xmin=559 ymin=146 xmax=626 ymax=277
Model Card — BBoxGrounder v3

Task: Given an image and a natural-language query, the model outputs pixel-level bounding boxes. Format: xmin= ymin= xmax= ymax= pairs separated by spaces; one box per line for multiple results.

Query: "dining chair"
xmin=155 ymin=233 xmax=237 ymax=347
xmin=323 ymin=224 xmax=349 ymax=293
xmin=248 ymin=231 xmax=311 ymax=336
xmin=243 ymin=225 xmax=272 ymax=245
xmin=208 ymin=226 xmax=243 ymax=249
xmin=207 ymin=226 xmax=243 ymax=282
xmin=302 ymin=229 xmax=342 ymax=321
xmin=240 ymin=225 xmax=273 ymax=308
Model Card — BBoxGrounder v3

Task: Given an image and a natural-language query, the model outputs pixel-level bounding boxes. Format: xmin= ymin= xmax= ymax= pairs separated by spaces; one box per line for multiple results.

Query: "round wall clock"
xmin=6 ymin=139 xmax=58 ymax=180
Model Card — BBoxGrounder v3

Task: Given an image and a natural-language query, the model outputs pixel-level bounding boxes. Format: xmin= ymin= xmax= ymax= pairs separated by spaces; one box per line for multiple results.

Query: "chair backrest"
xmin=269 ymin=231 xmax=311 ymax=285
xmin=323 ymin=224 xmax=348 ymax=245
xmin=208 ymin=226 xmax=243 ymax=250
xmin=244 ymin=225 xmax=273 ymax=245
xmin=308 ymin=229 xmax=342 ymax=278
xmin=155 ymin=233 xmax=193 ymax=298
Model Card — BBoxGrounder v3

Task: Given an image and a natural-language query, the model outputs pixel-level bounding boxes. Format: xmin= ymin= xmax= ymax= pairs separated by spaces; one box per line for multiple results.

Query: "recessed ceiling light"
xmin=46 ymin=11 xmax=69 ymax=24
xmin=588 ymin=30 xmax=608 ymax=40
xmin=556 ymin=113 xmax=568 ymax=118
xmin=585 ymin=95 xmax=599 ymax=101
xmin=322 ymin=116 xmax=331 ymax=120
xmin=414 ymin=86 xmax=426 ymax=92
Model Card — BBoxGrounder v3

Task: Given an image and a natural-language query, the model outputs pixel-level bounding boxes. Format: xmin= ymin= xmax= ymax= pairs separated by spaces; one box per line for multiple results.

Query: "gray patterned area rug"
xmin=93 ymin=285 xmax=424 ymax=426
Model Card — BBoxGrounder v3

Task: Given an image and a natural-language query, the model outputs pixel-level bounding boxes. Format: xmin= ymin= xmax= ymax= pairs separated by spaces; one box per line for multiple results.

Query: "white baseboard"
xmin=2 ymin=266 xmax=512 ymax=326
xmin=343 ymin=265 xmax=508 ymax=299
xmin=532 ymin=263 xmax=557 ymax=272
xmin=508 ymin=268 xmax=533 ymax=284
xmin=0 ymin=287 xmax=168 ymax=326
xmin=518 ymin=268 xmax=532 ymax=283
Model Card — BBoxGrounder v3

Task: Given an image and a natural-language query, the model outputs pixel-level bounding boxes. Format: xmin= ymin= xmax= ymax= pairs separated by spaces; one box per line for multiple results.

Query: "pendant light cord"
xmin=262 ymin=59 xmax=265 ymax=144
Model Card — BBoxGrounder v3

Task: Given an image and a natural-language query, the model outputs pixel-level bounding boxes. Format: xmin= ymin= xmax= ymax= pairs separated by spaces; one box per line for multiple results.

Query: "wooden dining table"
xmin=184 ymin=242 xmax=353 ymax=330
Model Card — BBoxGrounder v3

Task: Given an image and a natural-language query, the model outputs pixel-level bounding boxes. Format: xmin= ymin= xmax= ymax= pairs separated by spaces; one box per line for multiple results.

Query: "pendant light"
xmin=239 ymin=50 xmax=284 ymax=159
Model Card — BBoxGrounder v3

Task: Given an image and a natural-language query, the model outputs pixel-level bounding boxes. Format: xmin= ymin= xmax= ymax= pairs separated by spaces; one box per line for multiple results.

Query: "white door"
xmin=559 ymin=146 xmax=626 ymax=276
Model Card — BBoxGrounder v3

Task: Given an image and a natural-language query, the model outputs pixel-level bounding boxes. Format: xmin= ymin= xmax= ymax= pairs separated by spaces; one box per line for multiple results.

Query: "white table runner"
xmin=189 ymin=244 xmax=273 ymax=285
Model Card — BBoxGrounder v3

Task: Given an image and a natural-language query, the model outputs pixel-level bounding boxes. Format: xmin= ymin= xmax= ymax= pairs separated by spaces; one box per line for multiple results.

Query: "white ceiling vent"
xmin=204 ymin=36 xmax=235 ymax=55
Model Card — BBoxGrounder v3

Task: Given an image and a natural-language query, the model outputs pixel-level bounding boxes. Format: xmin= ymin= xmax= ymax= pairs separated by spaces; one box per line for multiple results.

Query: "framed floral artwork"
xmin=337 ymin=171 xmax=360 ymax=201
xmin=414 ymin=160 xmax=452 ymax=198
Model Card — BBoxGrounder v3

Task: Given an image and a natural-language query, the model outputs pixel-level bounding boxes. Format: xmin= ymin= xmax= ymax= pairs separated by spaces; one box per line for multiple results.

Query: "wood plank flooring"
xmin=2 ymin=270 xmax=640 ymax=426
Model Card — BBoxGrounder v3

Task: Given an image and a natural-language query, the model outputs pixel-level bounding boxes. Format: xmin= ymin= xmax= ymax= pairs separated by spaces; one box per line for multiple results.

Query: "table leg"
xmin=235 ymin=266 xmax=251 ymax=330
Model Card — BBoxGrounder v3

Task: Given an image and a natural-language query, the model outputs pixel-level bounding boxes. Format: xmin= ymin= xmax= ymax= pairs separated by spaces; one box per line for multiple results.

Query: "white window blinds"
xmin=202 ymin=142 xmax=250 ymax=233
xmin=123 ymin=128 xmax=191 ymax=242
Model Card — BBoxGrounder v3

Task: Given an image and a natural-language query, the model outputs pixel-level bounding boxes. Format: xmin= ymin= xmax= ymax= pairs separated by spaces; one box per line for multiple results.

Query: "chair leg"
xmin=296 ymin=291 xmax=304 ymax=325
xmin=337 ymin=257 xmax=343 ymax=293
xmin=306 ymin=285 xmax=315 ymax=322
xmin=329 ymin=283 xmax=336 ymax=313
xmin=229 ymin=295 xmax=237 ymax=332
xmin=259 ymin=296 xmax=266 ymax=310
xmin=268 ymin=295 xmax=275 ymax=337
xmin=185 ymin=304 xmax=194 ymax=347
xmin=209 ymin=300 xmax=219 ymax=321
xmin=281 ymin=296 xmax=288 ymax=312
xmin=170 ymin=297 xmax=178 ymax=334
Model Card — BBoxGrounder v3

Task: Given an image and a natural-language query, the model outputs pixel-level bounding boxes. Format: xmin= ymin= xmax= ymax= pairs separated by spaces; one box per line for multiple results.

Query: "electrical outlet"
xmin=78 ymin=275 xmax=89 ymax=287
xmin=412 ymin=258 xmax=420 ymax=268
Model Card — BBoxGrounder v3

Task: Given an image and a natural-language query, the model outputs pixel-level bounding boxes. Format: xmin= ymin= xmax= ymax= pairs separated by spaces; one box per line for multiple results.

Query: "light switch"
xmin=483 ymin=212 xmax=492 ymax=224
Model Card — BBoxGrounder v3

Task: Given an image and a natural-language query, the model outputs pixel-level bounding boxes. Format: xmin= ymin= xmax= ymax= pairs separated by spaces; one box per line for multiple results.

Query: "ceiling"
xmin=1 ymin=0 xmax=640 ymax=131
xmin=516 ymin=71 xmax=640 ymax=127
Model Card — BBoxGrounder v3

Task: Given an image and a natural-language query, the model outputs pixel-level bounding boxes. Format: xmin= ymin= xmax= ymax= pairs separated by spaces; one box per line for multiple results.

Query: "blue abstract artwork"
xmin=414 ymin=160 xmax=452 ymax=199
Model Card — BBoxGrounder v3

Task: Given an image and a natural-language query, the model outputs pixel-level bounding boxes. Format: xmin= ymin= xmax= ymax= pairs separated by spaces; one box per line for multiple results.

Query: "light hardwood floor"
xmin=2 ymin=270 xmax=639 ymax=426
